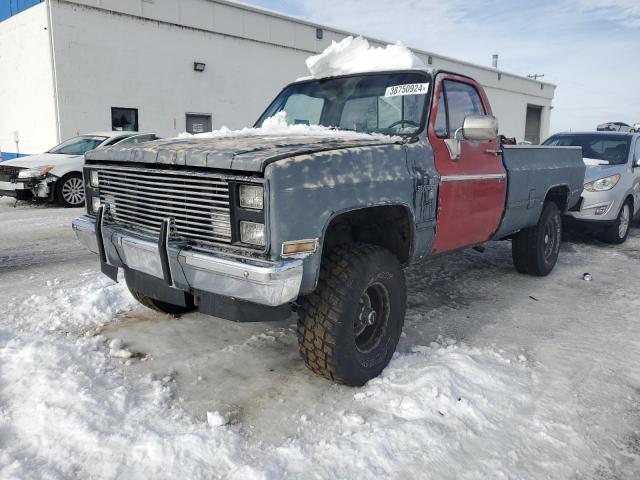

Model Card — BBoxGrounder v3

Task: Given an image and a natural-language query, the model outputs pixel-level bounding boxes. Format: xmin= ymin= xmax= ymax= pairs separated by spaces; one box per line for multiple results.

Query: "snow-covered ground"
xmin=1 ymin=196 xmax=639 ymax=479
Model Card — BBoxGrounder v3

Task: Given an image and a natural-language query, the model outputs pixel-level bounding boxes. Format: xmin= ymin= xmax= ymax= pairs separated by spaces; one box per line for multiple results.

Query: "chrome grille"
xmin=97 ymin=167 xmax=232 ymax=245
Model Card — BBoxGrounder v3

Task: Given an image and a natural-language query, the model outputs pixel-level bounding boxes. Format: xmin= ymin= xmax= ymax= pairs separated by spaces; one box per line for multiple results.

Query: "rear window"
xmin=543 ymin=135 xmax=630 ymax=165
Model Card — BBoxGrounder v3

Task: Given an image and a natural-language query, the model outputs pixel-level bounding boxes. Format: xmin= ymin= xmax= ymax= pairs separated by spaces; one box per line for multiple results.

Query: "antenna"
xmin=527 ymin=74 xmax=545 ymax=80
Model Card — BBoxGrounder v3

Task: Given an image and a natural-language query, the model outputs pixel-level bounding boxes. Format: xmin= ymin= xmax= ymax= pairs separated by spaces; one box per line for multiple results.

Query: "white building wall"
xmin=50 ymin=0 xmax=316 ymax=139
xmin=0 ymin=3 xmax=58 ymax=156
xmin=42 ymin=0 xmax=555 ymax=150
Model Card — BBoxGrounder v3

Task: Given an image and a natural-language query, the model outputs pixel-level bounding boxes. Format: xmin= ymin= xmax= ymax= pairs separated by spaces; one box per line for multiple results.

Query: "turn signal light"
xmin=282 ymin=239 xmax=318 ymax=257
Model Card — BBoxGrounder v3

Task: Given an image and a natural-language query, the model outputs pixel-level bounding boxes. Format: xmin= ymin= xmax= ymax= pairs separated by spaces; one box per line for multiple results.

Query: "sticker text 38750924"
xmin=384 ymin=83 xmax=430 ymax=97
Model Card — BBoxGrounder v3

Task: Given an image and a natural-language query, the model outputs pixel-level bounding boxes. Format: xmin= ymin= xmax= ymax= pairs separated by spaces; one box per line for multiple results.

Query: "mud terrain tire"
xmin=297 ymin=244 xmax=406 ymax=386
xmin=512 ymin=201 xmax=562 ymax=276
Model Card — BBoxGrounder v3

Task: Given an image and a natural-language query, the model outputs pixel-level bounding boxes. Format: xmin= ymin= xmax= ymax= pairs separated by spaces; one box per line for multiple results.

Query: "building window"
xmin=111 ymin=107 xmax=138 ymax=132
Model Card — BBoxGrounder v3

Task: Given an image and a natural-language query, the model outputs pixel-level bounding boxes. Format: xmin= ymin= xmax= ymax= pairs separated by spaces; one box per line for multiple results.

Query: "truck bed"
xmin=492 ymin=145 xmax=584 ymax=240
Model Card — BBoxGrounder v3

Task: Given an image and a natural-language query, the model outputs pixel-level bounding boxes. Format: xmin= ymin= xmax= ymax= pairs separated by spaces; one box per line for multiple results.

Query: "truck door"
xmin=427 ymin=74 xmax=507 ymax=253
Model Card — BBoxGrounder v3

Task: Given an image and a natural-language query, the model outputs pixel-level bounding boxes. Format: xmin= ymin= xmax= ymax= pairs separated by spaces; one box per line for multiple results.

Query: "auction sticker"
xmin=384 ymin=83 xmax=429 ymax=97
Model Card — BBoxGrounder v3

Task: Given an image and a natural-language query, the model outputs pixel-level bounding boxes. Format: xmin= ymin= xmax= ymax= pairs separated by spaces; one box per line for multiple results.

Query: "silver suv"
xmin=544 ymin=132 xmax=640 ymax=243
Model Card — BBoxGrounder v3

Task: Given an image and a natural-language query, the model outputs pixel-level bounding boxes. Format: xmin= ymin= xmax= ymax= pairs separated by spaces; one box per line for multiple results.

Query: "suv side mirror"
xmin=462 ymin=115 xmax=499 ymax=141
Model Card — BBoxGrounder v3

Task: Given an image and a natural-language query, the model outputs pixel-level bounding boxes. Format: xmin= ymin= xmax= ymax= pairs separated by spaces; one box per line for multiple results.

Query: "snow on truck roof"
xmin=298 ymin=36 xmax=430 ymax=81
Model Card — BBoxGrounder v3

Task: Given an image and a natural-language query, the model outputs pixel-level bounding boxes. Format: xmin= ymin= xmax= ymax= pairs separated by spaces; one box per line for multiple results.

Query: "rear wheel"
xmin=56 ymin=173 xmax=85 ymax=208
xmin=297 ymin=244 xmax=406 ymax=386
xmin=601 ymin=200 xmax=632 ymax=244
xmin=128 ymin=288 xmax=196 ymax=315
xmin=512 ymin=201 xmax=562 ymax=276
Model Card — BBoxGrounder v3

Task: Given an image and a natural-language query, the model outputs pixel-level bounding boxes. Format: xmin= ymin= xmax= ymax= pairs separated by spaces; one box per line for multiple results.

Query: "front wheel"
xmin=601 ymin=201 xmax=632 ymax=244
xmin=512 ymin=201 xmax=562 ymax=276
xmin=56 ymin=173 xmax=85 ymax=208
xmin=297 ymin=244 xmax=406 ymax=386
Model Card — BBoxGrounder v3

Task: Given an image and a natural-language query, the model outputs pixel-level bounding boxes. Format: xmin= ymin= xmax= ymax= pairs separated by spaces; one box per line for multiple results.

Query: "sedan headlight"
xmin=584 ymin=174 xmax=621 ymax=192
xmin=240 ymin=221 xmax=265 ymax=246
xmin=17 ymin=165 xmax=54 ymax=179
xmin=239 ymin=184 xmax=264 ymax=210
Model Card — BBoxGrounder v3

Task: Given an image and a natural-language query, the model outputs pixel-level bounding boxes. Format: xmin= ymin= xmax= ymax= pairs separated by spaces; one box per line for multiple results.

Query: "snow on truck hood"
xmin=86 ymin=112 xmax=402 ymax=172
xmin=301 ymin=36 xmax=427 ymax=80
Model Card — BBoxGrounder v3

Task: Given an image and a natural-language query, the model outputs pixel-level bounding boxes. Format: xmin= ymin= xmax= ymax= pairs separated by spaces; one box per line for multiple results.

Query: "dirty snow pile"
xmin=304 ymin=36 xmax=426 ymax=79
xmin=178 ymin=111 xmax=401 ymax=142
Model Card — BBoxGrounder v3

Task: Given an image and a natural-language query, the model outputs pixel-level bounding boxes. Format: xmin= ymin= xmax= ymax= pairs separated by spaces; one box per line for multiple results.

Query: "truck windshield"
xmin=255 ymin=72 xmax=431 ymax=136
xmin=543 ymin=134 xmax=630 ymax=165
xmin=48 ymin=136 xmax=108 ymax=155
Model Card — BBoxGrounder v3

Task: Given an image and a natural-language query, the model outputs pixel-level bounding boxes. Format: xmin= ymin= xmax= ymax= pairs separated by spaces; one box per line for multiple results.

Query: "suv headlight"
xmin=239 ymin=184 xmax=264 ymax=209
xmin=584 ymin=174 xmax=620 ymax=192
xmin=17 ymin=165 xmax=54 ymax=179
xmin=240 ymin=221 xmax=265 ymax=246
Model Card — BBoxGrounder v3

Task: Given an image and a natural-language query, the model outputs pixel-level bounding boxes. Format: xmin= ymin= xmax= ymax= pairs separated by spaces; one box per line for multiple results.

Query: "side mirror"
xmin=444 ymin=115 xmax=498 ymax=161
xmin=462 ymin=115 xmax=499 ymax=141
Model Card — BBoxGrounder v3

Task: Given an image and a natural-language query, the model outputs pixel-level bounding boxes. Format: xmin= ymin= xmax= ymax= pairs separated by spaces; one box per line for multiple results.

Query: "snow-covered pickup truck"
xmin=73 ymin=69 xmax=585 ymax=385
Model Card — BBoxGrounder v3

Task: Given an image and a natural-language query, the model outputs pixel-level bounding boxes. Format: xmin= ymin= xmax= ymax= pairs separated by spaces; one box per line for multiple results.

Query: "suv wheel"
xmin=297 ymin=243 xmax=406 ymax=386
xmin=57 ymin=173 xmax=85 ymax=208
xmin=601 ymin=200 xmax=632 ymax=244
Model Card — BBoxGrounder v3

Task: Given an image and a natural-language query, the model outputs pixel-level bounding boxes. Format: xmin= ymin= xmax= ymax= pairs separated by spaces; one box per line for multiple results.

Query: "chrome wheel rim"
xmin=62 ymin=177 xmax=85 ymax=206
xmin=355 ymin=282 xmax=390 ymax=353
xmin=619 ymin=204 xmax=630 ymax=238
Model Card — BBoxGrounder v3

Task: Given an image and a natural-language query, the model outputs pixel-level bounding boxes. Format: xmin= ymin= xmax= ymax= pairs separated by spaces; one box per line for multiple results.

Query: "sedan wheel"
xmin=57 ymin=173 xmax=85 ymax=208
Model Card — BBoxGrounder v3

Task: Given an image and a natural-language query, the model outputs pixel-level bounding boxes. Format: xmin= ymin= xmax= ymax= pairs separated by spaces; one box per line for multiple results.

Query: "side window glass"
xmin=434 ymin=91 xmax=448 ymax=138
xmin=104 ymin=136 xmax=127 ymax=146
xmin=635 ymin=138 xmax=640 ymax=164
xmin=443 ymin=80 xmax=485 ymax=138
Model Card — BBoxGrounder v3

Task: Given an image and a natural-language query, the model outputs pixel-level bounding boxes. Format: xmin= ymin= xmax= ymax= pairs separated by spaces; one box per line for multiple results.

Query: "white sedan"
xmin=0 ymin=132 xmax=158 ymax=207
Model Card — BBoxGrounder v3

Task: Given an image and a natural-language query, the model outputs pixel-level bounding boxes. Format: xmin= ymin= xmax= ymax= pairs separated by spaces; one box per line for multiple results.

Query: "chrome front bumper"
xmin=72 ymin=215 xmax=303 ymax=306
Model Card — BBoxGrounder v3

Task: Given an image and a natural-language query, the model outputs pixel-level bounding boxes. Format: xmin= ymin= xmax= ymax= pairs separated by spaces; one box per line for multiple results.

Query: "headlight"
xmin=584 ymin=174 xmax=620 ymax=192
xmin=239 ymin=184 xmax=264 ymax=210
xmin=89 ymin=169 xmax=99 ymax=187
xmin=240 ymin=221 xmax=265 ymax=246
xmin=17 ymin=165 xmax=54 ymax=179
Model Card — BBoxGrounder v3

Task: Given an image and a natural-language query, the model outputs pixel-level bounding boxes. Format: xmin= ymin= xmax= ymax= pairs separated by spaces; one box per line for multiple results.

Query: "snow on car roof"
xmin=301 ymin=36 xmax=428 ymax=81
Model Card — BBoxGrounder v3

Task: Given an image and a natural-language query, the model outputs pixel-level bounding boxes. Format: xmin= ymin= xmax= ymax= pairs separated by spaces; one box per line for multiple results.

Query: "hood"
xmin=583 ymin=162 xmax=625 ymax=182
xmin=2 ymin=153 xmax=81 ymax=170
xmin=85 ymin=135 xmax=401 ymax=172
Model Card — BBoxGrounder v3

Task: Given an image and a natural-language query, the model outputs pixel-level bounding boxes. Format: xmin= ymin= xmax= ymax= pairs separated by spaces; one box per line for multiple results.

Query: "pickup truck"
xmin=73 ymin=69 xmax=585 ymax=386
